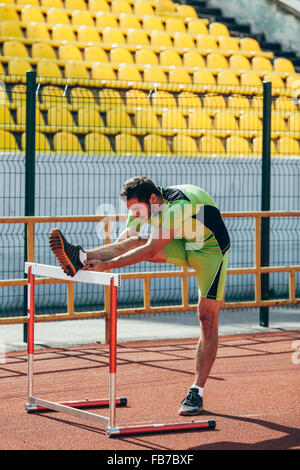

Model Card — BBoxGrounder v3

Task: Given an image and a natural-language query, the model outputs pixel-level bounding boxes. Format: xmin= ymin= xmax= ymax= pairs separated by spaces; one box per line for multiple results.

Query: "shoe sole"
xmin=178 ymin=406 xmax=204 ymax=416
xmin=49 ymin=228 xmax=77 ymax=277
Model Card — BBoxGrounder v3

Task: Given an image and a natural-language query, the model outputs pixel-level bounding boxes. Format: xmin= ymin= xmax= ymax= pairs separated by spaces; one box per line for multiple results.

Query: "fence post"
xmin=23 ymin=70 xmax=36 ymax=342
xmin=260 ymin=81 xmax=272 ymax=327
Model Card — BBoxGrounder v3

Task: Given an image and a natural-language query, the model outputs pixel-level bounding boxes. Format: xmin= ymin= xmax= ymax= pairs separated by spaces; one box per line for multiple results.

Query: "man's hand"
xmin=82 ymin=259 xmax=108 ymax=272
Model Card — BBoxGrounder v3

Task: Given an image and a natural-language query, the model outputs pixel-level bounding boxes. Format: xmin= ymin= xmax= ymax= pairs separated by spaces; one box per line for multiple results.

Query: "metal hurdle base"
xmin=25 ymin=262 xmax=216 ymax=438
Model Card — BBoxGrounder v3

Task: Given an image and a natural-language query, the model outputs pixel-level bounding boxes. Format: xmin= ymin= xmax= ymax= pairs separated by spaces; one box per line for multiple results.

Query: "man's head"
xmin=120 ymin=176 xmax=162 ymax=220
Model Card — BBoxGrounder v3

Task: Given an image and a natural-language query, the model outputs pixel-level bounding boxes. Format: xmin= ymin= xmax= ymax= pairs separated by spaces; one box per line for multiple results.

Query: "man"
xmin=49 ymin=176 xmax=230 ymax=416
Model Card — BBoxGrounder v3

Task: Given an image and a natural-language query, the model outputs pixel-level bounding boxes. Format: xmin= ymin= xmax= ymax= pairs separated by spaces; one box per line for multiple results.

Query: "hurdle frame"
xmin=25 ymin=262 xmax=215 ymax=437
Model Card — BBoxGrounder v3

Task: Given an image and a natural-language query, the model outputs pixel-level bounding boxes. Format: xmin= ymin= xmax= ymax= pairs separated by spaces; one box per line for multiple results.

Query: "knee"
xmin=198 ymin=299 xmax=220 ymax=337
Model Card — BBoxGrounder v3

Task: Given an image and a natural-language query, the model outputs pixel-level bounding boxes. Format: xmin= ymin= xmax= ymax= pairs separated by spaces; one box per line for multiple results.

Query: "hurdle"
xmin=25 ymin=262 xmax=216 ymax=437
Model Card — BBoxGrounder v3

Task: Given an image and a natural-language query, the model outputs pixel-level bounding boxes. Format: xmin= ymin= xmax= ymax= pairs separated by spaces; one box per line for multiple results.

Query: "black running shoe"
xmin=49 ymin=228 xmax=85 ymax=277
xmin=178 ymin=388 xmax=204 ymax=416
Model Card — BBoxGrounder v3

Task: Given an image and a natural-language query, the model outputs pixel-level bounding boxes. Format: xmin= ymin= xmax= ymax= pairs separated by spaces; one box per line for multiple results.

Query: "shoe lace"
xmin=181 ymin=389 xmax=200 ymax=406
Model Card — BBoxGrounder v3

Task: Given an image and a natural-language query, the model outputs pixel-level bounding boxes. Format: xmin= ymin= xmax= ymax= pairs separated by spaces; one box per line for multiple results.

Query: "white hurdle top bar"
xmin=25 ymin=262 xmax=121 ymax=287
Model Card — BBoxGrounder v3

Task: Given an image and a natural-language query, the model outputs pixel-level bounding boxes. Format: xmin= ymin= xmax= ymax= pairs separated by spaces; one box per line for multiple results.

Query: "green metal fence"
xmin=0 ymin=73 xmax=299 ymax=320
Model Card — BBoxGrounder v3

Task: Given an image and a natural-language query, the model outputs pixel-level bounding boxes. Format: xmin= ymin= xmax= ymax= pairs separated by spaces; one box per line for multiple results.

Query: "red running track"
xmin=0 ymin=331 xmax=299 ymax=450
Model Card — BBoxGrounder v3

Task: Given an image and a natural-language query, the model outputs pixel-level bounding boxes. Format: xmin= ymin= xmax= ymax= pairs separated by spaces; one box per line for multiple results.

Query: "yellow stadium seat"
xmin=150 ymin=31 xmax=172 ymax=48
xmin=252 ymin=136 xmax=276 ymax=156
xmin=200 ymin=135 xmax=224 ymax=155
xmin=173 ymin=133 xmax=198 ymax=155
xmin=288 ymin=113 xmax=300 ymax=132
xmin=187 ymin=19 xmax=208 ymax=35
xmin=26 ymin=23 xmax=50 ymax=40
xmin=41 ymin=0 xmax=63 ymax=7
xmin=21 ymin=132 xmax=51 ymax=152
xmin=48 ymin=107 xmax=74 ymax=127
xmin=144 ymin=134 xmax=171 ymax=155
xmin=0 ymin=86 xmax=8 ymax=105
xmin=16 ymin=0 xmax=39 ymax=4
xmin=135 ymin=49 xmax=158 ymax=66
xmin=165 ymin=18 xmax=186 ymax=33
xmin=209 ymin=22 xmax=230 ymax=37
xmin=196 ymin=35 xmax=218 ymax=50
xmin=226 ymin=135 xmax=251 ymax=155
xmin=178 ymin=92 xmax=202 ymax=110
xmin=206 ymin=52 xmax=228 ymax=69
xmin=64 ymin=62 xmax=89 ymax=79
xmin=118 ymin=64 xmax=142 ymax=82
xmin=1 ymin=0 xmax=14 ymax=4
xmin=173 ymin=32 xmax=195 ymax=49
xmin=40 ymin=85 xmax=67 ymax=106
xmin=0 ymin=5 xmax=18 ymax=21
xmin=273 ymin=57 xmax=295 ymax=73
xmin=0 ymin=21 xmax=23 ymax=38
xmin=0 ymin=130 xmax=18 ymax=151
xmin=160 ymin=50 xmax=182 ymax=66
xmin=151 ymin=90 xmax=177 ymax=109
xmin=21 ymin=5 xmax=45 ymax=23
xmin=110 ymin=47 xmax=133 ymax=64
xmin=142 ymin=15 xmax=164 ymax=31
xmin=52 ymin=25 xmax=76 ymax=42
xmin=270 ymin=112 xmax=286 ymax=137
xmin=119 ymin=13 xmax=141 ymax=29
xmin=240 ymin=71 xmax=262 ymax=88
xmin=125 ymin=89 xmax=149 ymax=110
xmin=251 ymin=96 xmax=263 ymax=112
xmin=286 ymin=73 xmax=300 ymax=88
xmin=10 ymin=84 xmax=26 ymax=106
xmin=47 ymin=8 xmax=70 ymax=25
xmin=240 ymin=37 xmax=261 ymax=52
xmin=98 ymin=89 xmax=122 ymax=112
xmin=111 ymin=0 xmax=132 ymax=14
xmin=3 ymin=41 xmax=28 ymax=58
xmin=102 ymin=27 xmax=125 ymax=44
xmin=176 ymin=4 xmax=197 ymax=18
xmin=219 ymin=37 xmax=240 ymax=52
xmin=239 ymin=111 xmax=262 ymax=137
xmin=37 ymin=61 xmax=62 ymax=78
xmin=126 ymin=30 xmax=149 ymax=46
xmin=277 ymin=136 xmax=299 ymax=155
xmin=53 ymin=132 xmax=82 ymax=153
xmin=134 ymin=108 xmax=160 ymax=135
xmin=169 ymin=69 xmax=192 ymax=85
xmin=217 ymin=70 xmax=239 ymax=86
xmin=8 ymin=59 xmax=32 ymax=75
xmin=182 ymin=51 xmax=205 ymax=67
xmin=85 ymin=133 xmax=114 ymax=154
xmin=202 ymin=94 xmax=226 ymax=111
xmin=32 ymin=42 xmax=56 ymax=60
xmin=161 ymin=110 xmax=187 ymax=134
xmin=96 ymin=12 xmax=118 ymax=27
xmin=274 ymin=96 xmax=297 ymax=114
xmin=84 ymin=46 xmax=107 ymax=62
xmin=115 ymin=133 xmax=142 ymax=155
xmin=214 ymin=111 xmax=239 ymax=136
xmin=143 ymin=67 xmax=167 ymax=83
xmin=156 ymin=0 xmax=176 ymax=14
xmin=263 ymin=74 xmax=285 ymax=89
xmin=0 ymin=104 xmax=14 ymax=125
xmin=106 ymin=107 xmax=132 ymax=131
xmin=193 ymin=70 xmax=216 ymax=85
xmin=252 ymin=56 xmax=272 ymax=72
xmin=229 ymin=54 xmax=251 ymax=70
xmin=92 ymin=63 xmax=116 ymax=80
xmin=78 ymin=26 xmax=100 ymax=43
xmin=134 ymin=1 xmax=154 ymax=15
xmin=58 ymin=45 xmax=82 ymax=62
xmin=187 ymin=110 xmax=212 ymax=136
xmin=78 ymin=107 xmax=104 ymax=128
xmin=65 ymin=0 xmax=87 ymax=9
xmin=227 ymin=95 xmax=250 ymax=113
xmin=72 ymin=10 xmax=94 ymax=26
xmin=17 ymin=106 xmax=45 ymax=125
xmin=89 ymin=0 xmax=110 ymax=11
xmin=69 ymin=87 xmax=95 ymax=103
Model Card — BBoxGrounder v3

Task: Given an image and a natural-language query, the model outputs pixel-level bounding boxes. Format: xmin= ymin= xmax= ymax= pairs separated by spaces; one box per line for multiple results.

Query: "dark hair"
xmin=120 ymin=176 xmax=161 ymax=203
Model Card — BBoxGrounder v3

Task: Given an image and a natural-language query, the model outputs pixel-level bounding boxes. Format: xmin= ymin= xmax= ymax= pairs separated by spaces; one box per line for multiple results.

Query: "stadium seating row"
xmin=0 ymin=128 xmax=299 ymax=155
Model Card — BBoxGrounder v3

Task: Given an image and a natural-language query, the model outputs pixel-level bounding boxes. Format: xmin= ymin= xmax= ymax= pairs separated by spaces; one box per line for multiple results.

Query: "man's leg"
xmin=86 ymin=236 xmax=147 ymax=261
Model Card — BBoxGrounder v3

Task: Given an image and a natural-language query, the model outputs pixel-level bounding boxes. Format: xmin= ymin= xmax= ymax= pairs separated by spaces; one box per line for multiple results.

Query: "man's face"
xmin=126 ymin=198 xmax=151 ymax=221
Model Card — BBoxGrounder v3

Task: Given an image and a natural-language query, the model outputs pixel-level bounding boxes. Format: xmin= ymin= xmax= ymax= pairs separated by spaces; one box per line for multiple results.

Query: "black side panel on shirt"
xmin=194 ymin=205 xmax=231 ymax=254
xmin=161 ymin=187 xmax=191 ymax=203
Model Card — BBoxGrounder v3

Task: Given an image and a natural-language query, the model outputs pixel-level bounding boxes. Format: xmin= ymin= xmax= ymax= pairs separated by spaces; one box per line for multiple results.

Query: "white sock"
xmin=79 ymin=250 xmax=87 ymax=263
xmin=191 ymin=384 xmax=203 ymax=397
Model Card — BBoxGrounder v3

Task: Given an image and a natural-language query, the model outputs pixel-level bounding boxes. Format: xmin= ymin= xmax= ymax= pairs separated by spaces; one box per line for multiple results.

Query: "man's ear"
xmin=149 ymin=193 xmax=158 ymax=204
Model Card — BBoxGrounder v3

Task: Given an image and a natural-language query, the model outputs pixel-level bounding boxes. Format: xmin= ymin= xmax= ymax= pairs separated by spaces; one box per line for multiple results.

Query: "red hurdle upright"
xmin=25 ymin=262 xmax=216 ymax=437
